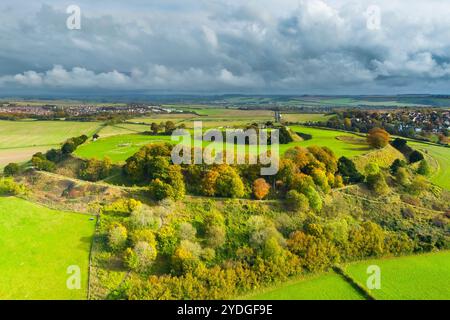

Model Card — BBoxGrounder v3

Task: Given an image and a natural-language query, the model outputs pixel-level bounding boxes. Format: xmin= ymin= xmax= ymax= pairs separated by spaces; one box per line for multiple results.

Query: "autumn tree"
xmin=367 ymin=128 xmax=390 ymax=148
xmin=253 ymin=178 xmax=270 ymax=200
xmin=124 ymin=241 xmax=157 ymax=272
xmin=108 ymin=222 xmax=128 ymax=251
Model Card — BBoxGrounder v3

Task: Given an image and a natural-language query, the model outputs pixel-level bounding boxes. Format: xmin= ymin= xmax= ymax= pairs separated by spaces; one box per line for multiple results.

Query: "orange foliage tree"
xmin=253 ymin=178 xmax=271 ymax=200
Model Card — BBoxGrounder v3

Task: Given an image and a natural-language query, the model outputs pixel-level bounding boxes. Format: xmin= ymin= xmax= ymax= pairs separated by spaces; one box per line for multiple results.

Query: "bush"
xmin=3 ymin=163 xmax=19 ymax=176
xmin=124 ymin=241 xmax=157 ymax=272
xmin=31 ymin=154 xmax=56 ymax=172
xmin=395 ymin=167 xmax=410 ymax=186
xmin=286 ymin=190 xmax=309 ymax=212
xmin=79 ymin=157 xmax=112 ymax=182
xmin=366 ymin=173 xmax=390 ymax=196
xmin=149 ymin=179 xmax=175 ymax=201
xmin=417 ymin=160 xmax=431 ymax=176
xmin=108 ymin=223 xmax=128 ymax=251
xmin=390 ymin=159 xmax=407 ymax=174
xmin=0 ymin=178 xmax=26 ymax=195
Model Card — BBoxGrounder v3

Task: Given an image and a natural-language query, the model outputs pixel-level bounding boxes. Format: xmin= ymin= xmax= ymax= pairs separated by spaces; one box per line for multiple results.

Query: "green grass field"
xmin=345 ymin=251 xmax=450 ymax=300
xmin=75 ymin=133 xmax=173 ymax=162
xmin=409 ymin=141 xmax=450 ymax=190
xmin=0 ymin=197 xmax=96 ymax=300
xmin=75 ymin=126 xmax=373 ymax=163
xmin=285 ymin=126 xmax=372 ymax=157
xmin=245 ymin=272 xmax=365 ymax=300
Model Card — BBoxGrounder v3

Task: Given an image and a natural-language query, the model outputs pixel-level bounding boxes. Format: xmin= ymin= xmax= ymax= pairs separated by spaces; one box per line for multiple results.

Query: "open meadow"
xmin=0 ymin=197 xmax=96 ymax=300
xmin=75 ymin=125 xmax=374 ymax=163
xmin=345 ymin=251 xmax=450 ymax=300
xmin=409 ymin=141 xmax=450 ymax=190
xmin=244 ymin=272 xmax=365 ymax=300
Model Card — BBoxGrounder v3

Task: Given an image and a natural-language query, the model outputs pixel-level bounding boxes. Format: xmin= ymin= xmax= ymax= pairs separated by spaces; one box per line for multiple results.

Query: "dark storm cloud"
xmin=1 ymin=0 xmax=450 ymax=94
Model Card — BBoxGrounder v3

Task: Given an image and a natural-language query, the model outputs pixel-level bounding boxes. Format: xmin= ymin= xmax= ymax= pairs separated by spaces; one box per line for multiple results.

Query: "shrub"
xmin=149 ymin=179 xmax=175 ymax=201
xmin=286 ymin=190 xmax=309 ymax=212
xmin=366 ymin=173 xmax=390 ymax=196
xmin=178 ymin=222 xmax=197 ymax=241
xmin=417 ymin=160 xmax=431 ymax=176
xmin=3 ymin=163 xmax=19 ymax=176
xmin=0 ymin=178 xmax=26 ymax=195
xmin=31 ymin=154 xmax=56 ymax=172
xmin=390 ymin=159 xmax=406 ymax=174
xmin=395 ymin=167 xmax=410 ymax=186
xmin=108 ymin=223 xmax=128 ymax=251
xmin=79 ymin=157 xmax=112 ymax=182
xmin=407 ymin=175 xmax=429 ymax=196
xmin=124 ymin=241 xmax=157 ymax=272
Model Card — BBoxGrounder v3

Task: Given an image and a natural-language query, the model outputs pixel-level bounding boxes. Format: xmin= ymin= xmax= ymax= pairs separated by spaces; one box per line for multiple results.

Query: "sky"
xmin=1 ymin=0 xmax=450 ymax=95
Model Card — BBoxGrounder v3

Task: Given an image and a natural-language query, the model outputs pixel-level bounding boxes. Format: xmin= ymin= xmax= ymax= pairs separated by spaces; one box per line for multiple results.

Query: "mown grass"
xmin=75 ymin=133 xmax=173 ymax=162
xmin=285 ymin=126 xmax=372 ymax=157
xmin=244 ymin=272 xmax=365 ymax=300
xmin=409 ymin=141 xmax=450 ymax=190
xmin=75 ymin=126 xmax=374 ymax=163
xmin=345 ymin=251 xmax=450 ymax=300
xmin=0 ymin=197 xmax=96 ymax=300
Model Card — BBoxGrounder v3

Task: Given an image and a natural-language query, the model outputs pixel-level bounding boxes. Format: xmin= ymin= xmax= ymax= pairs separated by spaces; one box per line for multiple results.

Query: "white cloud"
xmin=1 ymin=0 xmax=450 ymax=93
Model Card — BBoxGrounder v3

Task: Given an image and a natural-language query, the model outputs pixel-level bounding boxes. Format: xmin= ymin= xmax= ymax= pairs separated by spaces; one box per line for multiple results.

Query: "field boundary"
xmin=333 ymin=266 xmax=376 ymax=300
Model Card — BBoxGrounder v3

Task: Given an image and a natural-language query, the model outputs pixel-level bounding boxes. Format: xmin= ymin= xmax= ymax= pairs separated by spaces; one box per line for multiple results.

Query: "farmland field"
xmin=345 ymin=251 xmax=450 ymax=300
xmin=0 ymin=120 xmax=103 ymax=167
xmin=0 ymin=197 xmax=96 ymax=300
xmin=0 ymin=120 xmax=102 ymax=148
xmin=245 ymin=272 xmax=365 ymax=300
xmin=281 ymin=113 xmax=333 ymax=123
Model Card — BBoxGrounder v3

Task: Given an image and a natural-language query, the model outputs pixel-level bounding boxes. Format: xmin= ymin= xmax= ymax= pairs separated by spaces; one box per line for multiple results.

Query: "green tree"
xmin=3 ymin=163 xmax=19 ymax=176
xmin=150 ymin=122 xmax=159 ymax=134
xmin=286 ymin=190 xmax=310 ymax=212
xmin=337 ymin=156 xmax=363 ymax=184
xmin=165 ymin=121 xmax=176 ymax=134
xmin=304 ymin=186 xmax=322 ymax=212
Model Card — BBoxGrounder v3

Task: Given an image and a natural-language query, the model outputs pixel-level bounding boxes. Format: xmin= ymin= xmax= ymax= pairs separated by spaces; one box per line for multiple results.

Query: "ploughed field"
xmin=0 ymin=197 xmax=96 ymax=300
